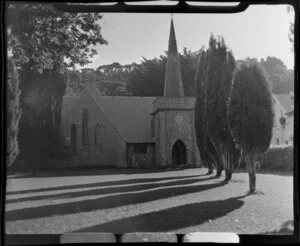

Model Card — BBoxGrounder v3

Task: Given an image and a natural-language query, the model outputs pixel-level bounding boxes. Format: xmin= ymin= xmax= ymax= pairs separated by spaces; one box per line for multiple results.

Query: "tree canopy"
xmin=7 ymin=3 xmax=107 ymax=73
xmin=228 ymin=63 xmax=274 ymax=154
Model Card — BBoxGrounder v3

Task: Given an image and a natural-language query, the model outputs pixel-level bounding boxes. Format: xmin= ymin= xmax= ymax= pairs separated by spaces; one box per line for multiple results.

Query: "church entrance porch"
xmin=172 ymin=140 xmax=187 ymax=165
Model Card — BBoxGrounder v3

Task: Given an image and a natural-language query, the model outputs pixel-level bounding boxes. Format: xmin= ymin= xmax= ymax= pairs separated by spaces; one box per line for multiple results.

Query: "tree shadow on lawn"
xmin=75 ymin=195 xmax=247 ymax=233
xmin=6 ymin=176 xmax=217 ymax=204
xmin=6 ymin=174 xmax=205 ymax=196
xmin=6 ymin=178 xmax=228 ymax=222
xmin=8 ymin=167 xmax=202 ymax=179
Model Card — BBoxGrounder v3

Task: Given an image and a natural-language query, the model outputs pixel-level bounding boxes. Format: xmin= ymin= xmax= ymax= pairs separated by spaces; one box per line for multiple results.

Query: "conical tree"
xmin=228 ymin=63 xmax=274 ymax=193
xmin=194 ymin=49 xmax=214 ymax=174
xmin=205 ymin=35 xmax=240 ymax=182
xmin=194 ymin=48 xmax=223 ymax=176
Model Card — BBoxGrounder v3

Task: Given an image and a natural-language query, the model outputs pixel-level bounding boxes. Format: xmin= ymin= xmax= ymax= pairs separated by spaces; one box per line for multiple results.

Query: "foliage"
xmin=257 ymin=145 xmax=293 ymax=172
xmin=228 ymin=63 xmax=274 ymax=154
xmin=194 ymin=49 xmax=218 ymax=171
xmin=237 ymin=57 xmax=294 ymax=94
xmin=67 ymin=66 xmax=131 ymax=96
xmin=127 ymin=48 xmax=198 ymax=96
xmin=7 ymin=3 xmax=107 ymax=171
xmin=7 ymin=3 xmax=107 ymax=73
xmin=7 ymin=59 xmax=22 ymax=166
xmin=127 ymin=56 xmax=167 ymax=96
xmin=179 ymin=47 xmax=199 ymax=96
xmin=203 ymin=35 xmax=240 ymax=179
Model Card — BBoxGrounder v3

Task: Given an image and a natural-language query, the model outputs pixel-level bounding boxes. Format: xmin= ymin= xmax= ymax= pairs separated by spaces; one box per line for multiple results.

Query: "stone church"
xmin=60 ymin=19 xmax=294 ymax=169
xmin=60 ymin=19 xmax=202 ymax=168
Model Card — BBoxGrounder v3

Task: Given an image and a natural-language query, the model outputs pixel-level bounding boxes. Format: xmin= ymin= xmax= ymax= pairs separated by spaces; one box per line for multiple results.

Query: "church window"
xmin=95 ymin=123 xmax=101 ymax=145
xmin=151 ymin=118 xmax=155 ymax=137
xmin=82 ymin=108 xmax=89 ymax=145
xmin=134 ymin=144 xmax=148 ymax=154
xmin=71 ymin=124 xmax=77 ymax=155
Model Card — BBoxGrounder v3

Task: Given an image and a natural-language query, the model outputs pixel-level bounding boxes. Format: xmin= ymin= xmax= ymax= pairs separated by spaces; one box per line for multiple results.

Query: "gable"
xmin=62 ymin=94 xmax=80 ymax=119
xmin=82 ymin=88 xmax=156 ymax=143
xmin=274 ymin=94 xmax=294 ymax=113
xmin=95 ymin=96 xmax=156 ymax=143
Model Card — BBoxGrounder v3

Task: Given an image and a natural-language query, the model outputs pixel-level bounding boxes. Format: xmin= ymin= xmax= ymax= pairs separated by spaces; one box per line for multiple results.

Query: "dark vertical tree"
xmin=204 ymin=35 xmax=240 ymax=182
xmin=228 ymin=63 xmax=274 ymax=193
xmin=194 ymin=47 xmax=224 ymax=177
xmin=7 ymin=59 xmax=22 ymax=167
xmin=194 ymin=49 xmax=214 ymax=174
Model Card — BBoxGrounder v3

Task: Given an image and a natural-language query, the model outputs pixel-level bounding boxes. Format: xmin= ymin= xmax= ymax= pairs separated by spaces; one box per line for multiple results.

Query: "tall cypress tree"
xmin=204 ymin=35 xmax=240 ymax=182
xmin=228 ymin=63 xmax=274 ymax=193
xmin=194 ymin=48 xmax=223 ymax=176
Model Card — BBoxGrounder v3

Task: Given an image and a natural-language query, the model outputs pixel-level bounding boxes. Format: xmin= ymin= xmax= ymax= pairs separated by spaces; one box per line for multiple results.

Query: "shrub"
xmin=257 ymin=145 xmax=293 ymax=172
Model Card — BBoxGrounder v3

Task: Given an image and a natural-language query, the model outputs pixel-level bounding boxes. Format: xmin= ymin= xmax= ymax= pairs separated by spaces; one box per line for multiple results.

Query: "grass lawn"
xmin=5 ymin=168 xmax=294 ymax=234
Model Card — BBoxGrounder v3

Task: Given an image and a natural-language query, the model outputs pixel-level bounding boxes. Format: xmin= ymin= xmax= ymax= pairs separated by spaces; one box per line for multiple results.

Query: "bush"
xmin=257 ymin=145 xmax=293 ymax=172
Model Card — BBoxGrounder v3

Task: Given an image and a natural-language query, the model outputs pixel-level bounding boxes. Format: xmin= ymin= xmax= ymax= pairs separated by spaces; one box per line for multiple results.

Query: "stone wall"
xmin=61 ymin=90 xmax=127 ymax=168
xmin=153 ymin=97 xmax=201 ymax=167
xmin=132 ymin=154 xmax=151 ymax=168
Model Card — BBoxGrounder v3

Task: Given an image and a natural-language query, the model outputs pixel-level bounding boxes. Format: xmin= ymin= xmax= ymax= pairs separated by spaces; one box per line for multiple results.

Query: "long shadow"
xmin=9 ymin=167 xmax=203 ymax=179
xmin=6 ymin=176 xmax=217 ymax=204
xmin=7 ymin=174 xmax=205 ymax=196
xmin=6 ymin=179 xmax=227 ymax=222
xmin=75 ymin=195 xmax=246 ymax=233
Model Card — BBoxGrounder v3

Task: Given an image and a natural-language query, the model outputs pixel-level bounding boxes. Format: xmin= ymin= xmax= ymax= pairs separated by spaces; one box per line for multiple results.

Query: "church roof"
xmin=274 ymin=93 xmax=294 ymax=113
xmin=62 ymin=89 xmax=80 ymax=118
xmin=164 ymin=18 xmax=184 ymax=98
xmin=86 ymin=88 xmax=156 ymax=143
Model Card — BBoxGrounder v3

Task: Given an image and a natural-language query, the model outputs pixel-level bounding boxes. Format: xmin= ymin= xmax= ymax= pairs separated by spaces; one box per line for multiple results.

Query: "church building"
xmin=60 ymin=19 xmax=201 ymax=168
xmin=59 ymin=19 xmax=294 ymax=169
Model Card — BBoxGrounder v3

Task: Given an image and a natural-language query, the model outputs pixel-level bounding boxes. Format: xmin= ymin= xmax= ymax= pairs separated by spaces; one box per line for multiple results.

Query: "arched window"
xmin=71 ymin=124 xmax=77 ymax=155
xmin=82 ymin=108 xmax=89 ymax=145
xmin=95 ymin=123 xmax=101 ymax=145
xmin=151 ymin=118 xmax=155 ymax=137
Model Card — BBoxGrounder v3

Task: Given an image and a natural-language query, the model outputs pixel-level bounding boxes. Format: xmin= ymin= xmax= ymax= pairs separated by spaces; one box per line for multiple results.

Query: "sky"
xmin=81 ymin=4 xmax=295 ymax=70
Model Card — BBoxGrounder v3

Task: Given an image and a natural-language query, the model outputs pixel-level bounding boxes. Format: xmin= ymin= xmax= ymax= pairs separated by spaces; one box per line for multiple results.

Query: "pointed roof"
xmin=164 ymin=18 xmax=184 ymax=97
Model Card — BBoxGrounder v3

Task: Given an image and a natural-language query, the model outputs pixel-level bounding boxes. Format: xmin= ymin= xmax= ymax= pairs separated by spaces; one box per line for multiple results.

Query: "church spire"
xmin=164 ymin=17 xmax=184 ymax=97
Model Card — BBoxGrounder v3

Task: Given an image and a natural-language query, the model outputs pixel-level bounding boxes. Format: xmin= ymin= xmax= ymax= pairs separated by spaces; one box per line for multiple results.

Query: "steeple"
xmin=164 ymin=18 xmax=184 ymax=97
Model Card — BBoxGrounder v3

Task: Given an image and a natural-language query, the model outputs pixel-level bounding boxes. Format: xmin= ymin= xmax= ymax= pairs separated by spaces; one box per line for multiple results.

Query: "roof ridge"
xmin=85 ymin=89 xmax=129 ymax=142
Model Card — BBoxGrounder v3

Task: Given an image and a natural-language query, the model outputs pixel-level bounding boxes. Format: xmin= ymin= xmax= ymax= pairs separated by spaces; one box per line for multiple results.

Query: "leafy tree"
xmin=237 ymin=56 xmax=294 ymax=94
xmin=204 ymin=35 xmax=240 ymax=182
xmin=7 ymin=59 xmax=22 ymax=167
xmin=228 ymin=63 xmax=274 ymax=193
xmin=260 ymin=57 xmax=294 ymax=93
xmin=127 ymin=56 xmax=167 ymax=96
xmin=180 ymin=47 xmax=199 ymax=96
xmin=127 ymin=48 xmax=198 ymax=97
xmin=7 ymin=3 xmax=107 ymax=171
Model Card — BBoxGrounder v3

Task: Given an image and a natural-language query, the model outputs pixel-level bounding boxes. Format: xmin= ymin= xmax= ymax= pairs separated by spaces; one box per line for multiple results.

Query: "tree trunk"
xmin=207 ymin=162 xmax=214 ymax=175
xmin=245 ymin=153 xmax=256 ymax=193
